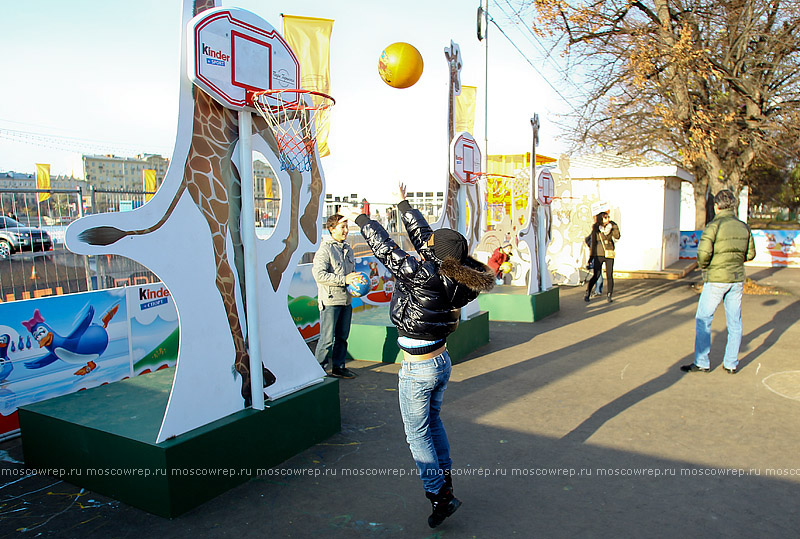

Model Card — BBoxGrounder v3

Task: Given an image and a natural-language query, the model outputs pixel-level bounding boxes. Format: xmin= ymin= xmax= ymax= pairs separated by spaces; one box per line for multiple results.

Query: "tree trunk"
xmin=693 ymin=183 xmax=712 ymax=229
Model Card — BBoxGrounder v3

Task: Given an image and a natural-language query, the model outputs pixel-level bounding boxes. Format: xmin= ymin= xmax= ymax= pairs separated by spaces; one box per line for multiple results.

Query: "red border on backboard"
xmin=230 ymin=31 xmax=273 ymax=92
xmin=537 ymin=169 xmax=555 ymax=205
xmin=450 ymin=132 xmax=482 ymax=185
xmin=191 ymin=9 xmax=300 ymax=110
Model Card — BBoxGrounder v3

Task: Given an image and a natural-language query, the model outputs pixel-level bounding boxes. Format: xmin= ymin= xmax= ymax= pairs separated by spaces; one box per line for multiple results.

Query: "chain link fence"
xmin=0 ymin=187 xmax=443 ymax=302
xmin=0 ymin=188 xmax=160 ymax=302
xmin=0 ymin=187 xmax=290 ymax=302
xmin=0 ymin=188 xmax=89 ymax=301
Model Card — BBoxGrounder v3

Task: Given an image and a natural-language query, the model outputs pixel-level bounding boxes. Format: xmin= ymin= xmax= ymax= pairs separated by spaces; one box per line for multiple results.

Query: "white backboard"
xmin=537 ymin=168 xmax=555 ymax=205
xmin=188 ymin=7 xmax=300 ymax=110
xmin=450 ymin=131 xmax=481 ymax=185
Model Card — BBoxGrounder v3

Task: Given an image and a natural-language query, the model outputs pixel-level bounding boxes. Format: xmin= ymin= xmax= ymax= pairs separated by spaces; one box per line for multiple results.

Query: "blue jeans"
xmin=694 ymin=282 xmax=744 ymax=370
xmin=315 ymin=304 xmax=352 ymax=370
xmin=398 ymin=351 xmax=452 ymax=494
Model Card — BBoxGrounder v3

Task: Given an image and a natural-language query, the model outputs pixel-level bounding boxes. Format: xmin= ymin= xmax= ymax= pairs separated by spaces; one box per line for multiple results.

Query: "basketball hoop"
xmin=468 ymin=172 xmax=515 ymax=194
xmin=249 ymin=89 xmax=335 ymax=172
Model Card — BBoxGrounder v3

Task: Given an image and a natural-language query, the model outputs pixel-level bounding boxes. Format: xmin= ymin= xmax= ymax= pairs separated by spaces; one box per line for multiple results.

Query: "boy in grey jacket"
xmin=312 ymin=213 xmax=360 ymax=379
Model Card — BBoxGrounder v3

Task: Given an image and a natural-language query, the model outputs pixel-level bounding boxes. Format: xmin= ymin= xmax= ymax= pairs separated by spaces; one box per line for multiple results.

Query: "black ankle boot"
xmin=443 ymin=469 xmax=453 ymax=492
xmin=425 ymin=484 xmax=461 ymax=528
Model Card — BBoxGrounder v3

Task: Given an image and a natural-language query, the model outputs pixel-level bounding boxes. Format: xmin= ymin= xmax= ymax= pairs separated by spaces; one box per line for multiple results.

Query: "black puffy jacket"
xmin=354 ymin=201 xmax=494 ymax=341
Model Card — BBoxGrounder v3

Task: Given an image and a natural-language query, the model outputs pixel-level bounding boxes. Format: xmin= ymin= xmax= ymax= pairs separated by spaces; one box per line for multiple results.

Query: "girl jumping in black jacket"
xmin=347 ymin=183 xmax=494 ymax=528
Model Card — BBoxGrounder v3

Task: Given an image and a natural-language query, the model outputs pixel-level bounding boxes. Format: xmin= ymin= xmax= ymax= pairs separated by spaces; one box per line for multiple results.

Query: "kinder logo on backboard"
xmin=202 ymin=43 xmax=230 ymax=64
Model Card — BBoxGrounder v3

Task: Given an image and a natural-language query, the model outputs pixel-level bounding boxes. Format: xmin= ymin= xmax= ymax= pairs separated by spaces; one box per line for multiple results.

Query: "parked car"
xmin=0 ymin=216 xmax=53 ymax=258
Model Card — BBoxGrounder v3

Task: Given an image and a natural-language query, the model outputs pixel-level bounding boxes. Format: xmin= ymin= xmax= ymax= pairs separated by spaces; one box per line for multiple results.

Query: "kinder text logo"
xmin=139 ymin=286 xmax=170 ymax=310
xmin=202 ymin=43 xmax=230 ymax=66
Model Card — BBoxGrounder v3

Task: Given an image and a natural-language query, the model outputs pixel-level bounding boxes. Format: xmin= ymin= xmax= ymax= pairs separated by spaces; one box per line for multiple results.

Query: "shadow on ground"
xmin=2 ymin=269 xmax=799 ymax=537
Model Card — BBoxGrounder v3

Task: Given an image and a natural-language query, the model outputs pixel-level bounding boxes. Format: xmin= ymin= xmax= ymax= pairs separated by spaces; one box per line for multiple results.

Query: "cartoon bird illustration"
xmin=21 ymin=304 xmax=120 ymax=376
xmin=0 ymin=334 xmax=13 ymax=382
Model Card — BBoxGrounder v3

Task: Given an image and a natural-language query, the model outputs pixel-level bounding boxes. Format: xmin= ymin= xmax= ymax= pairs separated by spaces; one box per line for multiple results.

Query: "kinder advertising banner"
xmin=680 ymin=231 xmax=701 ymax=259
xmin=750 ymin=230 xmax=800 ymax=267
xmin=288 ymin=256 xmax=395 ymax=342
xmin=0 ymin=289 xmax=129 ymax=436
xmin=681 ymin=229 xmax=799 ymax=267
xmin=126 ymin=283 xmax=179 ymax=375
xmin=0 ymin=284 xmax=180 ymax=438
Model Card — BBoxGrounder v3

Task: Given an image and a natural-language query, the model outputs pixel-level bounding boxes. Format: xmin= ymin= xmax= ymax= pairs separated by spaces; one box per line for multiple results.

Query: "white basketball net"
xmin=251 ymin=89 xmax=334 ymax=172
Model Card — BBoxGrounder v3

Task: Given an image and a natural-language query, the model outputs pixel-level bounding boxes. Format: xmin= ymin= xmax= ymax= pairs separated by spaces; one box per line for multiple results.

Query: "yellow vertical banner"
xmin=35 ymin=163 xmax=51 ymax=203
xmin=282 ymin=15 xmax=334 ymax=156
xmin=143 ymin=169 xmax=157 ymax=201
xmin=265 ymin=177 xmax=273 ymax=199
xmin=455 ymin=85 xmax=477 ymax=135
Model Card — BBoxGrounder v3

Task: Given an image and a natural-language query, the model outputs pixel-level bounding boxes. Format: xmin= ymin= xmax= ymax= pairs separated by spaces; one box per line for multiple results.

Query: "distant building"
xmin=0 ymin=171 xmax=35 ymax=189
xmin=406 ymin=190 xmax=444 ymax=223
xmin=324 ymin=192 xmax=362 ymax=218
xmin=253 ymin=159 xmax=279 ymax=200
xmin=253 ymin=160 xmax=281 ymax=227
xmin=82 ymin=154 xmax=170 ymax=191
xmin=0 ymin=171 xmax=86 ymax=190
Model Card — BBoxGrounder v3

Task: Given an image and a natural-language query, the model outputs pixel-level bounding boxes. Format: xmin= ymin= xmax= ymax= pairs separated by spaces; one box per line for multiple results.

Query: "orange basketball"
xmin=378 ymin=42 xmax=424 ymax=89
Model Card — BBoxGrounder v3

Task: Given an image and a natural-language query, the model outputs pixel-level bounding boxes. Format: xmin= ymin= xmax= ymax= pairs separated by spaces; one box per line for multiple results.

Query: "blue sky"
xmin=0 ymin=0 xmax=576 ymax=201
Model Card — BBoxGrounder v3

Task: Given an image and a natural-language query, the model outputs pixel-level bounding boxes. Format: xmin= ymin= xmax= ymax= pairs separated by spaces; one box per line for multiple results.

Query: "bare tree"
xmin=526 ymin=0 xmax=800 ymax=226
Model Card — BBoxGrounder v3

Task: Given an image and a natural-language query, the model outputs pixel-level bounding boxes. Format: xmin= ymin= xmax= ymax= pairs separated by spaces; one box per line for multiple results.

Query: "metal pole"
xmin=482 ymin=0 xmax=489 ymax=165
xmin=531 ymin=115 xmax=547 ymax=291
xmin=77 ymin=186 xmax=94 ymax=291
xmin=88 ymin=185 xmax=100 ymax=290
xmin=238 ymin=109 xmax=265 ymax=411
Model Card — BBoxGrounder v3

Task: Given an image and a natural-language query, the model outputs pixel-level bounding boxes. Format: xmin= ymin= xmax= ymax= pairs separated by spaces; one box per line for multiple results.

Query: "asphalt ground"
xmin=1 ymin=266 xmax=799 ymax=538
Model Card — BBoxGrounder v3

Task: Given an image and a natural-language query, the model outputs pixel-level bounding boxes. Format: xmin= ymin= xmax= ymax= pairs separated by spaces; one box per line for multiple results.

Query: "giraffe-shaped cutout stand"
xmin=434 ymin=41 xmax=485 ymax=321
xmin=65 ymin=0 xmax=327 ymax=443
xmin=474 ymin=115 xmax=560 ymax=323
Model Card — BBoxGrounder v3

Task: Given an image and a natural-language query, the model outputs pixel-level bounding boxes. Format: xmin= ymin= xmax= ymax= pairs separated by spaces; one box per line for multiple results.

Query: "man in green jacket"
xmin=681 ymin=190 xmax=755 ymax=374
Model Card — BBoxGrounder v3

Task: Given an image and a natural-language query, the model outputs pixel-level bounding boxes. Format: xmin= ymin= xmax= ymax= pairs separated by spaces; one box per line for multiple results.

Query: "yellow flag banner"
xmin=35 ymin=163 xmax=51 ymax=203
xmin=265 ymin=177 xmax=273 ymax=199
xmin=143 ymin=169 xmax=157 ymax=201
xmin=282 ymin=15 xmax=334 ymax=157
xmin=455 ymin=85 xmax=477 ymax=135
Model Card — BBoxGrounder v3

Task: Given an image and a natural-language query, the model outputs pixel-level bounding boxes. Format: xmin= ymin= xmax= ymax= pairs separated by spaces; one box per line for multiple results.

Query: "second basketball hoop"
xmin=450 ymin=132 xmax=482 ymax=185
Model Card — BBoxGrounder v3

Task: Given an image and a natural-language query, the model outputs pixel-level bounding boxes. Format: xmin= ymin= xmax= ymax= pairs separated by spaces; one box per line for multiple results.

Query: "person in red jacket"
xmin=487 ymin=243 xmax=513 ymax=282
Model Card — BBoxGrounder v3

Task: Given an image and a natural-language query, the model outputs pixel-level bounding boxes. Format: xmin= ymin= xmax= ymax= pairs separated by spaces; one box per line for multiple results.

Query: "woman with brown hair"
xmin=585 ymin=211 xmax=620 ymax=303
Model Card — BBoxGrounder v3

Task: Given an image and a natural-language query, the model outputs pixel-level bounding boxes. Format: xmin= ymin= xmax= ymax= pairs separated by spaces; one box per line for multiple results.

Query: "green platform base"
xmin=18 ymin=369 xmax=340 ymax=518
xmin=478 ymin=285 xmax=560 ymax=322
xmin=347 ymin=308 xmax=490 ymax=364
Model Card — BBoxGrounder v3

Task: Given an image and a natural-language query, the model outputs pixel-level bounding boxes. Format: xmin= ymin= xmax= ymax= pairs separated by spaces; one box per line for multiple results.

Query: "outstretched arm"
xmin=398 ymin=201 xmax=434 ymax=253
xmin=390 ymin=181 xmax=433 ymax=253
xmin=349 ymin=211 xmax=421 ymax=284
